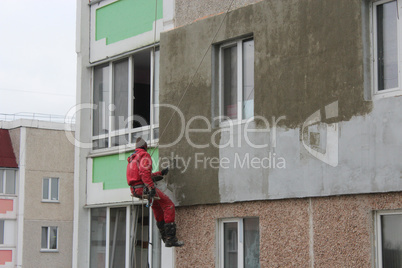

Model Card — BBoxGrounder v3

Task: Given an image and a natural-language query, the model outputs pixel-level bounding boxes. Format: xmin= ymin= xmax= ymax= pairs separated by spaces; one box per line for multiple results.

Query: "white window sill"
xmin=40 ymin=249 xmax=59 ymax=253
xmin=372 ymin=88 xmax=402 ymax=100
xmin=0 ymin=194 xmax=17 ymax=197
xmin=89 ymin=139 xmax=159 ymax=157
xmin=41 ymin=200 xmax=60 ymax=203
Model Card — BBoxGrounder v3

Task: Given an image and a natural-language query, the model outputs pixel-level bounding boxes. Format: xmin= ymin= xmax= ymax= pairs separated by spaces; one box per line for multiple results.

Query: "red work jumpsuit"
xmin=126 ymin=148 xmax=175 ymax=223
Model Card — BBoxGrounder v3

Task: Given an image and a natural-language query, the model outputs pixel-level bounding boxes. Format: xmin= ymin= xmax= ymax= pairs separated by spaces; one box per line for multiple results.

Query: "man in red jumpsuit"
xmin=127 ymin=137 xmax=184 ymax=247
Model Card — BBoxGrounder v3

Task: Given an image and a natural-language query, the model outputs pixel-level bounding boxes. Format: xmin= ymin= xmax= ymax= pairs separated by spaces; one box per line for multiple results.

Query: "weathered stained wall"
xmin=159 ymin=0 xmax=402 ymax=206
xmin=175 ymin=0 xmax=263 ymax=27
xmin=174 ymin=192 xmax=402 ymax=267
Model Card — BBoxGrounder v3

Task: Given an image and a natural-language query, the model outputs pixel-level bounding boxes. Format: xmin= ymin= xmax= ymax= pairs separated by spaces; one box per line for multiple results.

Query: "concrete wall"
xmin=159 ymin=0 xmax=402 ymax=206
xmin=22 ymin=127 xmax=74 ymax=267
xmin=175 ymin=0 xmax=263 ymax=27
xmin=174 ymin=192 xmax=402 ymax=267
xmin=22 ymin=221 xmax=73 ymax=268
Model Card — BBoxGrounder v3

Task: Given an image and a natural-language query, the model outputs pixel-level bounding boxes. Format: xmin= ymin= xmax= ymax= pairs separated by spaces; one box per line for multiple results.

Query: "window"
xmin=372 ymin=0 xmax=402 ymax=98
xmin=219 ymin=38 xmax=254 ymax=123
xmin=42 ymin=178 xmax=59 ymax=202
xmin=90 ymin=205 xmax=153 ymax=268
xmin=376 ymin=211 xmax=402 ymax=267
xmin=92 ymin=48 xmax=160 ymax=150
xmin=218 ymin=218 xmax=260 ymax=268
xmin=0 ymin=169 xmax=16 ymax=195
xmin=41 ymin=226 xmax=58 ymax=251
xmin=0 ymin=220 xmax=4 ymax=244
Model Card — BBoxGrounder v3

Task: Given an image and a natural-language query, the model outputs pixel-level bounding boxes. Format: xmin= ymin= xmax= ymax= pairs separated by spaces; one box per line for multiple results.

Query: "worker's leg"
xmin=151 ymin=201 xmax=167 ymax=242
xmin=151 ymin=201 xmax=165 ymax=222
xmin=154 ymin=189 xmax=175 ymax=223
xmin=153 ymin=189 xmax=184 ymax=247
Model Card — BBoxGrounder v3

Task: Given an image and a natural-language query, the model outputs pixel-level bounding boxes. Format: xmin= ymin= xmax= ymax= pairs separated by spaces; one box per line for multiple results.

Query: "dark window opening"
xmin=133 ymin=50 xmax=151 ymax=129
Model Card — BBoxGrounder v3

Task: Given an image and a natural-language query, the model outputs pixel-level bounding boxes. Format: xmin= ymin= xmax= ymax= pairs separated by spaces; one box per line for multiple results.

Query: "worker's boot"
xmin=164 ymin=222 xmax=184 ymax=247
xmin=157 ymin=221 xmax=167 ymax=243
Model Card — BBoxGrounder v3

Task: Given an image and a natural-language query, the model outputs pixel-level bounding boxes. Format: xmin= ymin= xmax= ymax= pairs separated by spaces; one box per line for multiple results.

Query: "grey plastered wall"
xmin=22 ymin=127 xmax=74 ymax=267
xmin=160 ymin=0 xmax=402 ymax=206
xmin=23 ymin=220 xmax=73 ymax=268
xmin=174 ymin=0 xmax=263 ymax=27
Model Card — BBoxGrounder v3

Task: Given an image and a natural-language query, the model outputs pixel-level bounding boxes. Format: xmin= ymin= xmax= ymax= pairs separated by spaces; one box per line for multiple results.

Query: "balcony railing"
xmin=0 ymin=112 xmax=75 ymax=124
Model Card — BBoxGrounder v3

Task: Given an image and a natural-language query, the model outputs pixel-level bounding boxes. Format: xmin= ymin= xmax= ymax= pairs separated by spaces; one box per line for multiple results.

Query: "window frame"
xmin=218 ymin=37 xmax=254 ymax=125
xmin=218 ymin=217 xmax=260 ymax=268
xmin=42 ymin=177 xmax=59 ymax=203
xmin=0 ymin=219 xmax=4 ymax=245
xmin=91 ymin=48 xmax=160 ymax=151
xmin=218 ymin=218 xmax=244 ymax=268
xmin=41 ymin=226 xmax=58 ymax=252
xmin=0 ymin=169 xmax=17 ymax=195
xmin=371 ymin=0 xmax=402 ymax=99
xmin=89 ymin=205 xmax=156 ymax=268
xmin=375 ymin=209 xmax=402 ymax=268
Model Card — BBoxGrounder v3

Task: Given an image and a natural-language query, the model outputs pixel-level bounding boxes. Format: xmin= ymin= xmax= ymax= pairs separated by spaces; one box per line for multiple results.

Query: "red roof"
xmin=0 ymin=129 xmax=18 ymax=168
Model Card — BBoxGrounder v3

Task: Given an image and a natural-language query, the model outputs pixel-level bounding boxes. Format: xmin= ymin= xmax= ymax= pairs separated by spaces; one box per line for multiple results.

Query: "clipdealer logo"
xmin=64 ymin=101 xmax=340 ymax=168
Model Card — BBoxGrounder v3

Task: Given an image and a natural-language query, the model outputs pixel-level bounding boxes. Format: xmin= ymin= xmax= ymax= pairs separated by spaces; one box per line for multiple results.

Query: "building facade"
xmin=0 ymin=120 xmax=75 ymax=268
xmin=75 ymin=0 xmax=402 ymax=267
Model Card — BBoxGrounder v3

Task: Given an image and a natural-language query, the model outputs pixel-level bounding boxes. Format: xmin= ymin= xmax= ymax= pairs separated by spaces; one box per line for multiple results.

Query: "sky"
xmin=0 ymin=0 xmax=77 ymax=119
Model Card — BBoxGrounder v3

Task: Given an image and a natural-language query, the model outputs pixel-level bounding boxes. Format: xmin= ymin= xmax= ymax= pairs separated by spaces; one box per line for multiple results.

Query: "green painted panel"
xmin=96 ymin=0 xmax=163 ymax=45
xmin=93 ymin=148 xmax=159 ymax=190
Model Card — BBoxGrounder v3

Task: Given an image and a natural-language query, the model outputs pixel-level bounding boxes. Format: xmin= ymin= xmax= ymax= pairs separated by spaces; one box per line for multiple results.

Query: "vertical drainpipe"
xmin=16 ymin=127 xmax=26 ymax=267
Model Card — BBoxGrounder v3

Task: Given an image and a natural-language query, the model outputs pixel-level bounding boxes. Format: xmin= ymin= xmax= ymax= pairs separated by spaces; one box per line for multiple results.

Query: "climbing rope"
xmin=134 ymin=0 xmax=237 ymax=266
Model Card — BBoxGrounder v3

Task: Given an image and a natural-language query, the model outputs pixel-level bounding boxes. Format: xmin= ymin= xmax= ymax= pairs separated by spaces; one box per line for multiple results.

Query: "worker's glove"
xmin=161 ymin=167 xmax=169 ymax=176
xmin=148 ymin=188 xmax=156 ymax=198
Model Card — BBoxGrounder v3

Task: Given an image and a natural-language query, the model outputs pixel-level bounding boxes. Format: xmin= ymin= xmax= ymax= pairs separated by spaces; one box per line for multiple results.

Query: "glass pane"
xmin=377 ymin=1 xmax=398 ymax=91
xmin=111 ymin=134 xmax=129 ymax=147
xmin=134 ymin=205 xmax=149 ymax=268
xmin=51 ymin=178 xmax=59 ymax=201
xmin=131 ymin=130 xmax=150 ymax=145
xmin=243 ymin=39 xmax=254 ymax=120
xmin=49 ymin=227 xmax=57 ymax=249
xmin=113 ymin=59 xmax=129 ymax=131
xmin=0 ymin=171 xmax=4 ymax=193
xmin=90 ymin=208 xmax=107 ymax=268
xmin=381 ymin=214 xmax=402 ymax=267
xmin=93 ymin=64 xmax=110 ymax=136
xmin=223 ymin=46 xmax=238 ymax=120
xmin=154 ymin=49 xmax=160 ymax=125
xmin=224 ymin=222 xmax=238 ymax=268
xmin=43 ymin=178 xmax=49 ymax=200
xmin=109 ymin=207 xmax=126 ymax=268
xmin=133 ymin=50 xmax=151 ymax=129
xmin=244 ymin=218 xmax=260 ymax=268
xmin=93 ymin=138 xmax=108 ymax=150
xmin=0 ymin=220 xmax=4 ymax=244
xmin=41 ymin=227 xmax=48 ymax=249
xmin=5 ymin=170 xmax=15 ymax=194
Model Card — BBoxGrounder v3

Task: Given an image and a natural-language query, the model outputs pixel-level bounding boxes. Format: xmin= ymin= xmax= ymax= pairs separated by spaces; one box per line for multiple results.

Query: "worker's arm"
xmin=139 ymin=154 xmax=155 ymax=188
xmin=151 ymin=171 xmax=162 ymax=177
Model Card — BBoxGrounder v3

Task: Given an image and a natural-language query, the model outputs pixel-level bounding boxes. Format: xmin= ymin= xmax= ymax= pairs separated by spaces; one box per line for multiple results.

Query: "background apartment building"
xmin=0 ymin=119 xmax=75 ymax=268
xmin=75 ymin=0 xmax=402 ymax=267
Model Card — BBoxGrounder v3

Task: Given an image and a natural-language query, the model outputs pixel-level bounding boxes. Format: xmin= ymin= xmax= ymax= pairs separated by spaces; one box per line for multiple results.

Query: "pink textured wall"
xmin=174 ymin=192 xmax=402 ymax=267
xmin=0 ymin=199 xmax=13 ymax=214
xmin=0 ymin=250 xmax=12 ymax=265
